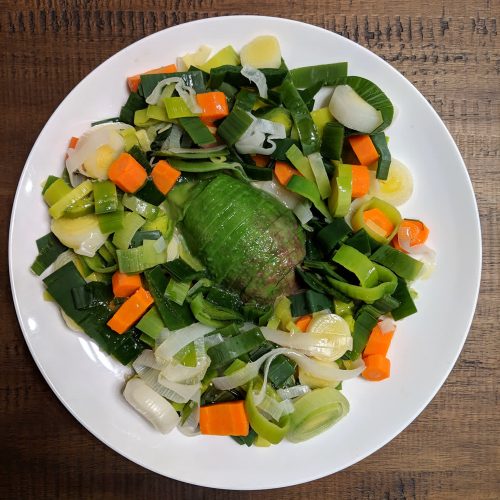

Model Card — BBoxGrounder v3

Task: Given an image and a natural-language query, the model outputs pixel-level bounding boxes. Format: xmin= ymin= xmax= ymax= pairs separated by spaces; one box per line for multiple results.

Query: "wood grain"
xmin=1 ymin=0 xmax=498 ymax=498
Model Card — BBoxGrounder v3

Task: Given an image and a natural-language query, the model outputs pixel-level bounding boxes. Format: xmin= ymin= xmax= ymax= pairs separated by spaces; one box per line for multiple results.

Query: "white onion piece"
xmin=177 ymin=391 xmax=201 ymax=436
xmin=133 ymin=350 xmax=165 ymax=371
xmin=175 ymin=80 xmax=202 ymax=114
xmin=166 ymin=232 xmax=180 ymax=262
xmin=379 ymin=318 xmax=396 ymax=334
xmin=251 ymin=180 xmax=302 ymax=210
xmin=133 ymin=365 xmax=190 ymax=402
xmin=168 ymin=145 xmax=227 ymax=154
xmin=155 ymin=323 xmax=213 ymax=363
xmin=279 ymin=399 xmax=295 ymax=415
xmin=146 ymin=77 xmax=182 ymax=105
xmin=277 ymin=385 xmax=311 ymax=400
xmin=398 ymin=224 xmax=413 ymax=253
xmin=161 ymin=124 xmax=183 ymax=150
xmin=235 ymin=114 xmax=286 ymax=155
xmin=65 ymin=123 xmax=132 ymax=186
xmin=293 ymin=201 xmax=314 ymax=227
xmin=241 ymin=65 xmax=268 ymax=99
xmin=156 ymin=376 xmax=201 ymax=403
xmin=329 ymin=85 xmax=383 ymax=134
xmin=256 ymin=394 xmax=291 ymax=421
xmin=153 ymin=236 xmax=167 ymax=253
xmin=123 ymin=377 xmax=179 ymax=434
xmin=204 ymin=333 xmax=225 ymax=349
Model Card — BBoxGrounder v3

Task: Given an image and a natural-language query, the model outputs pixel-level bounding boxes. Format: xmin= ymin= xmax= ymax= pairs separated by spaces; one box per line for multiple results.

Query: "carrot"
xmin=363 ymin=323 xmax=395 ymax=358
xmin=199 ymin=401 xmax=249 ymax=436
xmin=362 ymin=354 xmax=391 ymax=381
xmin=351 ymin=165 xmax=370 ymax=198
xmin=251 ymin=154 xmax=269 ymax=167
xmin=363 ymin=208 xmax=395 ymax=238
xmin=127 ymin=63 xmax=177 ymax=93
xmin=196 ymin=92 xmax=229 ymax=124
xmin=112 ymin=271 xmax=142 ymax=298
xmin=108 ymin=152 xmax=148 ymax=193
xmin=107 ymin=287 xmax=154 ymax=334
xmin=295 ymin=314 xmax=313 ymax=332
xmin=151 ymin=160 xmax=181 ymax=195
xmin=68 ymin=136 xmax=79 ymax=149
xmin=274 ymin=161 xmax=301 ymax=186
xmin=391 ymin=219 xmax=430 ymax=253
xmin=348 ymin=135 xmax=379 ymax=166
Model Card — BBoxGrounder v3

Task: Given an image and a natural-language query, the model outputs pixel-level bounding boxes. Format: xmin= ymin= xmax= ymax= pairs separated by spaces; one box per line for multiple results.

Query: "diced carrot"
xmin=348 ymin=135 xmax=380 ymax=166
xmin=199 ymin=401 xmax=249 ymax=436
xmin=107 ymin=287 xmax=154 ymax=334
xmin=362 ymin=354 xmax=391 ymax=381
xmin=196 ymin=92 xmax=229 ymax=124
xmin=351 ymin=165 xmax=370 ymax=198
xmin=151 ymin=160 xmax=181 ymax=195
xmin=391 ymin=219 xmax=430 ymax=252
xmin=295 ymin=314 xmax=313 ymax=332
xmin=68 ymin=136 xmax=79 ymax=149
xmin=108 ymin=152 xmax=147 ymax=193
xmin=251 ymin=154 xmax=269 ymax=167
xmin=363 ymin=323 xmax=395 ymax=358
xmin=127 ymin=63 xmax=177 ymax=93
xmin=112 ymin=272 xmax=142 ymax=298
xmin=274 ymin=161 xmax=301 ymax=186
xmin=363 ymin=208 xmax=395 ymax=238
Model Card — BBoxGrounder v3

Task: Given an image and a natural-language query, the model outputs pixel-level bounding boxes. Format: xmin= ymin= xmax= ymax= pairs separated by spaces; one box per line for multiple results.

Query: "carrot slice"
xmin=351 ymin=165 xmax=370 ymax=198
xmin=274 ymin=161 xmax=301 ymax=186
xmin=251 ymin=154 xmax=269 ymax=167
xmin=127 ymin=63 xmax=177 ymax=93
xmin=363 ymin=208 xmax=395 ymax=238
xmin=362 ymin=354 xmax=391 ymax=381
xmin=112 ymin=272 xmax=142 ymax=298
xmin=391 ymin=219 xmax=430 ymax=252
xmin=348 ymin=135 xmax=380 ymax=166
xmin=363 ymin=323 xmax=395 ymax=358
xmin=199 ymin=401 xmax=249 ymax=436
xmin=196 ymin=91 xmax=229 ymax=124
xmin=295 ymin=314 xmax=313 ymax=332
xmin=151 ymin=160 xmax=181 ymax=195
xmin=107 ymin=287 xmax=154 ymax=334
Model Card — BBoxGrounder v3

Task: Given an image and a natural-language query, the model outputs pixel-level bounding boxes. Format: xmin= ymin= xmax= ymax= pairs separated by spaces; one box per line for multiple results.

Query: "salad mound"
xmin=32 ymin=35 xmax=434 ymax=446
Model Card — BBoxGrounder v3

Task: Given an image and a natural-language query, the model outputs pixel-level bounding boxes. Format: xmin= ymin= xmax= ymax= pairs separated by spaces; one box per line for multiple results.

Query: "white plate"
xmin=9 ymin=16 xmax=481 ymax=490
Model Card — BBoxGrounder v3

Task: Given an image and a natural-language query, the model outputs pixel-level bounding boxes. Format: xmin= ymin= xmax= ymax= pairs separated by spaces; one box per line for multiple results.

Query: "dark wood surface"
xmin=1 ymin=1 xmax=498 ymax=498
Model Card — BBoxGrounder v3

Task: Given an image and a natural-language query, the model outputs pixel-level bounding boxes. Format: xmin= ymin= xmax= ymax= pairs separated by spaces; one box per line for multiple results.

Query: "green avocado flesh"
xmin=181 ymin=175 xmax=306 ymax=304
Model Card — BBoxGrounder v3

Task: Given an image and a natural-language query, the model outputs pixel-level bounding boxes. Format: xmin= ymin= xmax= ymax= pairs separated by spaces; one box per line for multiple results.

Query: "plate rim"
xmin=8 ymin=15 xmax=482 ymax=490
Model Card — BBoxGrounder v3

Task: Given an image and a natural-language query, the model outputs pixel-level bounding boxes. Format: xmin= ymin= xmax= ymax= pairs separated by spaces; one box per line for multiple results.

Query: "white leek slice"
xmin=123 ymin=377 xmax=179 ymax=434
xmin=277 ymin=385 xmax=311 ymax=400
xmin=329 ymin=85 xmax=383 ymax=133
xmin=133 ymin=349 xmax=166 ymax=371
xmin=66 ymin=123 xmax=132 ymax=185
xmin=241 ymin=66 xmax=268 ymax=99
xmin=235 ymin=115 xmax=286 ymax=155
xmin=51 ymin=214 xmax=109 ymax=257
xmin=369 ymin=158 xmax=414 ymax=206
xmin=240 ymin=35 xmax=282 ymax=69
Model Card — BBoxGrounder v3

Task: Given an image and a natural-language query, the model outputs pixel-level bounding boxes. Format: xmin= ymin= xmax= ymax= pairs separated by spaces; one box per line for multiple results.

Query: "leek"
xmin=321 ymin=122 xmax=345 ymax=161
xmin=122 ymin=194 xmax=160 ymax=221
xmin=286 ymin=175 xmax=331 ymax=220
xmin=332 ymin=244 xmax=379 ymax=288
xmin=31 ymin=232 xmax=68 ymax=276
xmin=370 ymin=245 xmax=424 ymax=281
xmin=285 ymin=144 xmax=314 ymax=181
xmin=391 ymin=277 xmax=418 ymax=320
xmin=165 ymin=278 xmax=191 ymax=306
xmin=308 ymin=152 xmax=331 ymax=199
xmin=316 ymin=218 xmax=352 ymax=255
xmin=290 ymin=63 xmax=348 ymax=88
xmin=98 ymin=208 xmax=124 ymax=234
xmin=178 ymin=117 xmax=215 ymax=146
xmin=371 ymin=132 xmax=391 ymax=180
xmin=136 ymin=306 xmax=165 ymax=339
xmin=93 ymin=180 xmax=118 ymax=214
xmin=112 ymin=212 xmax=145 ymax=250
xmin=217 ymin=107 xmax=254 ymax=146
xmin=164 ymin=96 xmax=196 ymax=119
xmin=49 ymin=180 xmax=93 ymax=219
xmin=328 ymin=162 xmax=352 ymax=217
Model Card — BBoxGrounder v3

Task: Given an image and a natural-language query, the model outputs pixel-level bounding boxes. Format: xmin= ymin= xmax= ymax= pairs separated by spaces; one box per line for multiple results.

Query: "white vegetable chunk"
xmin=240 ymin=35 xmax=282 ymax=69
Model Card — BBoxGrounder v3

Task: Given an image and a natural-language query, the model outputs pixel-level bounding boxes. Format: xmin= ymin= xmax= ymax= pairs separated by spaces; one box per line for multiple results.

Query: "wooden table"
xmin=1 ymin=1 xmax=498 ymax=498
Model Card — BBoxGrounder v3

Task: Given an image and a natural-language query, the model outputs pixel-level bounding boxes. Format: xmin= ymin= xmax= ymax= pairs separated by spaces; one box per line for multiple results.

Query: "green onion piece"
xmin=242 ymin=164 xmax=273 ymax=181
xmin=139 ymin=333 xmax=155 ymax=348
xmin=30 ymin=232 xmax=68 ymax=276
xmin=245 ymin=382 xmax=290 ymax=444
xmin=144 ymin=266 xmax=195 ymax=330
xmin=165 ymin=278 xmax=191 ymax=306
xmin=200 ymin=45 xmax=240 ymax=72
xmin=206 ymin=287 xmax=243 ymax=312
xmin=128 ymin=145 xmax=151 ymax=173
xmin=234 ymin=89 xmax=258 ymax=111
xmin=345 ymin=306 xmax=379 ymax=359
xmin=130 ymin=230 xmax=161 ymax=248
xmin=42 ymin=175 xmax=60 ymax=195
xmin=231 ymin=428 xmax=257 ymax=447
xmin=122 ymin=194 xmax=160 ymax=221
xmin=218 ymin=81 xmax=239 ymax=100
xmin=98 ymin=207 xmax=124 ymax=234
xmin=147 ymin=103 xmax=168 ymax=122
xmin=289 ymin=290 xmax=331 ymax=317
xmin=285 ymin=144 xmax=314 ymax=181
xmin=141 ymin=214 xmax=170 ymax=240
xmin=371 ymin=132 xmax=391 ymax=180
xmin=217 ymin=107 xmax=254 ymax=146
xmin=327 ymin=263 xmax=397 ymax=303
xmin=120 ymin=128 xmax=140 ymax=151
xmin=332 ymin=244 xmax=379 ymax=288
xmin=290 ymin=63 xmax=348 ymax=88
xmin=316 ymin=218 xmax=352 ymax=255
xmin=266 ymin=355 xmax=297 ymax=389
xmin=328 ymin=162 xmax=352 ymax=217
xmin=163 ymin=96 xmax=196 ymax=119
xmin=286 ymin=175 xmax=331 ymax=220
xmin=139 ymin=70 xmax=205 ymax=98
xmin=208 ymin=64 xmax=287 ymax=90
xmin=91 ymin=117 xmax=120 ymax=126
xmin=98 ymin=244 xmax=115 ymax=265
xmin=163 ymin=258 xmax=205 ymax=282
xmin=321 ymin=122 xmax=345 ymax=161
xmin=370 ymin=245 xmax=423 ymax=281
xmin=43 ymin=178 xmax=71 ymax=206
xmin=334 ymin=299 xmax=354 ymax=317
xmin=135 ymin=179 xmax=166 ymax=206
xmin=308 ymin=152 xmax=331 ymax=199
xmin=93 ymin=181 xmax=118 ymax=215
xmin=344 ymin=229 xmax=371 ymax=256
xmin=212 ymin=323 xmax=241 ymax=338
xmin=280 ymin=79 xmax=320 ymax=155
xmin=134 ymin=108 xmax=157 ymax=128
xmin=206 ymin=327 xmax=265 ymax=370
xmin=271 ymin=138 xmax=300 ymax=160
xmin=310 ymin=107 xmax=334 ymax=138
xmin=287 ymin=387 xmax=349 ymax=442
xmin=189 ymin=293 xmax=244 ymax=328
xmin=112 ymin=212 xmax=145 ymax=250
xmin=71 ymin=281 xmax=113 ymax=310
xmin=82 ymin=254 xmax=117 ymax=274
xmin=136 ymin=306 xmax=165 ymax=339
xmin=120 ymin=92 xmax=147 ymax=125
xmin=48 ymin=180 xmax=93 ymax=219
xmin=178 ymin=117 xmax=215 ymax=146
xmin=64 ymin=195 xmax=95 ymax=218
xmin=166 ymin=158 xmax=247 ymax=179
xmin=298 ymin=81 xmax=324 ymax=111
xmin=391 ymin=277 xmax=418 ymax=320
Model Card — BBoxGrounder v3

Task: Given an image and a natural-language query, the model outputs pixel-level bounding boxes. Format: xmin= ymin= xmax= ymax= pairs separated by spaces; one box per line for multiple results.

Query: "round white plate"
xmin=9 ymin=16 xmax=481 ymax=490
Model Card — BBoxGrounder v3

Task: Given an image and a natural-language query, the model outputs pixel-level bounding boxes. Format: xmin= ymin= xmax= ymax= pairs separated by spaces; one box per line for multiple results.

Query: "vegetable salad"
xmin=32 ymin=35 xmax=434 ymax=446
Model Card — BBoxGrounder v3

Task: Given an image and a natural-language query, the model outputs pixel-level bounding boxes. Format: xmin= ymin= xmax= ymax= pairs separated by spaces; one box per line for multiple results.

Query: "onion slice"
xmin=241 ymin=66 xmax=268 ymax=99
